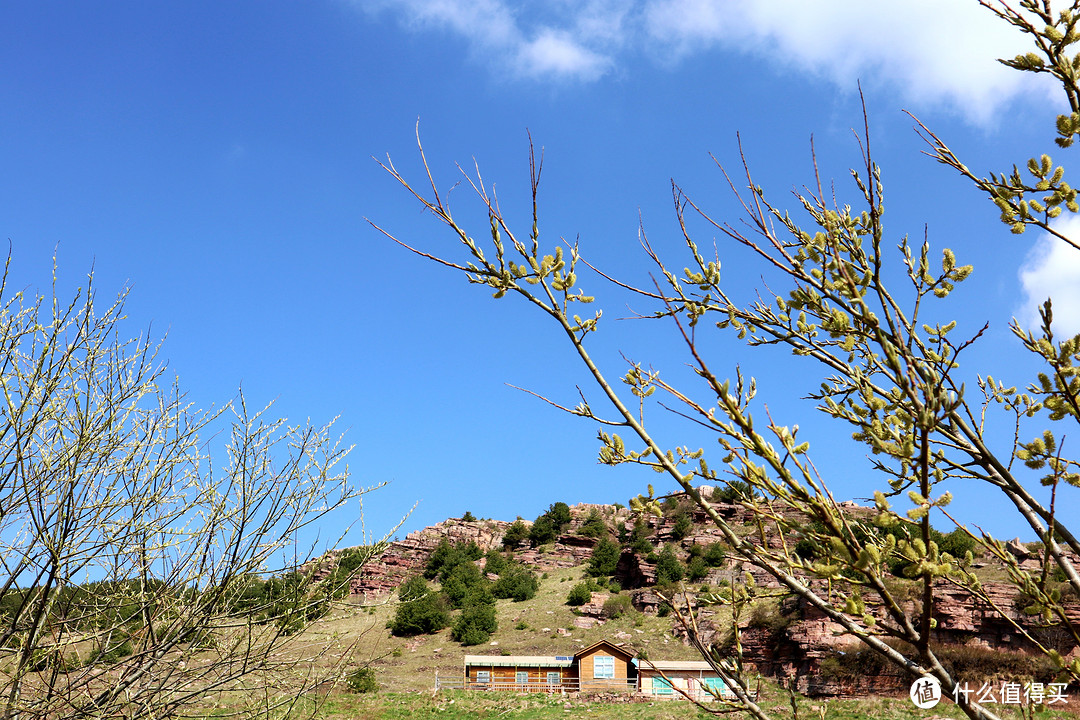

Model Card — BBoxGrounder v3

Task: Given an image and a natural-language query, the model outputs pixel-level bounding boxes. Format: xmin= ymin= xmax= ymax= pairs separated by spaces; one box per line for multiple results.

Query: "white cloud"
xmin=355 ymin=0 xmax=1061 ymax=119
xmin=643 ymin=0 xmax=1046 ymax=123
xmin=367 ymin=0 xmax=517 ymax=44
xmin=515 ymin=29 xmax=612 ymax=80
xmin=355 ymin=0 xmax=616 ymax=81
xmin=1019 ymin=217 xmax=1080 ymax=338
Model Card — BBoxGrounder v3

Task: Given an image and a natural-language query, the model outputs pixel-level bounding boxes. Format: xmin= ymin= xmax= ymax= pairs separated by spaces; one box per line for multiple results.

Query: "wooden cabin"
xmin=462 ymin=654 xmax=576 ymax=692
xmin=636 ymin=659 xmax=733 ymax=701
xmin=574 ymin=640 xmax=636 ymax=692
xmin=463 ymin=640 xmax=636 ymax=693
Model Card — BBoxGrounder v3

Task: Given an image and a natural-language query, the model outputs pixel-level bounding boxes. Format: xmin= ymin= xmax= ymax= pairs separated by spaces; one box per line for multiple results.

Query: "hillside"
xmin=308 ymin=490 xmax=1080 ymax=698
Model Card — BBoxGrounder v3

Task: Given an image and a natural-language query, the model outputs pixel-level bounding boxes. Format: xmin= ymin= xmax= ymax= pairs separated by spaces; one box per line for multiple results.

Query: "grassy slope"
xmin=300 ymin=688 xmax=1080 ymax=720
xmin=276 ymin=563 xmax=1080 ymax=719
xmin=297 ymin=564 xmax=719 ymax=694
xmin=270 ymin=513 xmax=1080 ymax=719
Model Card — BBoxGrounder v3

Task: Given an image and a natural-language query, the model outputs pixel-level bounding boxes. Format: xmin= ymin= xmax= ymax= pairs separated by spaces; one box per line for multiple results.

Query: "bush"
xmin=655 ymin=546 xmax=684 ymax=585
xmin=746 ymin=599 xmax=796 ymax=638
xmin=671 ymin=511 xmax=693 ymax=540
xmin=461 ymin=511 xmax=477 ymax=522
xmin=528 ymin=515 xmax=556 ymax=545
xmin=442 ymin=562 xmax=485 ymax=609
xmin=388 ymin=593 xmax=450 ymax=636
xmin=451 ymin=602 xmax=498 ymax=645
xmin=935 ymin=643 xmax=1058 ymax=683
xmin=587 ymin=537 xmax=621 ymax=577
xmin=89 ymin=637 xmax=133 ymax=665
xmin=713 ymin=481 xmax=759 ymax=503
xmin=484 ymin=548 xmax=508 ymax=575
xmin=424 ymin=540 xmax=484 ymax=581
xmin=346 ymin=667 xmax=378 ymax=694
xmin=423 ymin=540 xmax=454 ymax=579
xmin=627 ymin=518 xmax=654 ymax=555
xmin=398 ymin=575 xmax=429 ymax=602
xmin=492 ymin=564 xmax=539 ymax=602
xmin=502 ymin=519 xmax=529 ymax=548
xmin=703 ymin=542 xmax=727 ymax=567
xmin=687 ymin=556 xmax=709 ymax=582
xmin=566 ymin=583 xmax=592 ymax=606
xmin=601 ymin=594 xmax=633 ymax=619
xmin=579 ymin=508 xmax=607 ymax=538
xmin=938 ymin=527 xmax=977 ymax=560
xmin=547 ymin=502 xmax=572 ymax=531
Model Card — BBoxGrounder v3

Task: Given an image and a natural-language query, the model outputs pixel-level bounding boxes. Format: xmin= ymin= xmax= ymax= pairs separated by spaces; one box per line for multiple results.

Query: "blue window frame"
xmin=593 ymin=656 xmax=615 ymax=679
xmin=704 ymin=677 xmax=726 ymax=695
xmin=654 ymin=676 xmax=673 ymax=695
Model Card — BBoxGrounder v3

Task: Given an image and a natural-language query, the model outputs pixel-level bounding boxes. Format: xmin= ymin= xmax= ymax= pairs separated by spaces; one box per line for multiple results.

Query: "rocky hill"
xmin=329 ymin=489 xmax=1080 ymax=697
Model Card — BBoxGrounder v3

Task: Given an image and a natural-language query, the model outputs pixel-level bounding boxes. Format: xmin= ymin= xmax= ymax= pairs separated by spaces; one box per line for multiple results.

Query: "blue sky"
xmin=2 ymin=1 xmax=1078 ymax=549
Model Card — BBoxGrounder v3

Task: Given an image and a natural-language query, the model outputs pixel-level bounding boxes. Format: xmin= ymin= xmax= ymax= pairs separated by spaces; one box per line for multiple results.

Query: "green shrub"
xmin=89 ymin=637 xmax=133 ymax=665
xmin=671 ymin=511 xmax=693 ymax=540
xmin=746 ymin=599 xmax=796 ymax=638
xmin=451 ymin=603 xmax=498 ymax=645
xmin=423 ymin=540 xmax=455 ymax=580
xmin=484 ymin=548 xmax=508 ymax=575
xmin=937 ymin=527 xmax=977 ymax=559
xmin=528 ymin=502 xmax=573 ymax=546
xmin=336 ymin=546 xmax=374 ymax=576
xmin=528 ymin=516 xmax=556 ymax=545
xmin=515 ymin=621 xmax=528 ymax=630
xmin=461 ymin=511 xmax=477 ymax=522
xmin=443 ymin=562 xmax=485 ymax=609
xmin=587 ymin=537 xmax=620 ymax=577
xmin=388 ymin=593 xmax=450 ymax=636
xmin=627 ymin=518 xmax=654 ymax=555
xmin=424 ymin=540 xmax=484 ymax=581
xmin=714 ymin=481 xmax=759 ymax=503
xmin=398 ymin=575 xmax=429 ymax=602
xmin=601 ymin=594 xmax=633 ymax=619
xmin=492 ymin=564 xmax=539 ymax=602
xmin=687 ymin=556 xmax=709 ymax=582
xmin=547 ymin=502 xmax=572 ymax=531
xmin=704 ymin=542 xmax=727 ymax=567
xmin=502 ymin=520 xmax=529 ymax=548
xmin=655 ymin=546 xmax=684 ymax=585
xmin=566 ymin=583 xmax=592 ymax=606
xmin=580 ymin=509 xmax=607 ymax=538
xmin=346 ymin=667 xmax=378 ymax=693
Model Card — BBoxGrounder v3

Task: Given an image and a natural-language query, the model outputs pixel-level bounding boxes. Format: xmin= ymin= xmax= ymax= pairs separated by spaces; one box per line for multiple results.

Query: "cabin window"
xmin=516 ymin=671 xmax=528 ymax=685
xmin=547 ymin=672 xmax=561 ymax=685
xmin=654 ymin=676 xmax=673 ymax=695
xmin=593 ymin=655 xmax=615 ymax=679
xmin=704 ymin=677 xmax=726 ymax=695
xmin=476 ymin=671 xmax=490 ymax=684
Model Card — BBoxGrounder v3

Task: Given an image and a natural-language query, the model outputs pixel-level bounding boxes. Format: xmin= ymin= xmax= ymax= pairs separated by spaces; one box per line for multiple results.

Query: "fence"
xmin=433 ymin=674 xmax=756 ymax=701
xmin=434 ymin=675 xmax=635 ymax=694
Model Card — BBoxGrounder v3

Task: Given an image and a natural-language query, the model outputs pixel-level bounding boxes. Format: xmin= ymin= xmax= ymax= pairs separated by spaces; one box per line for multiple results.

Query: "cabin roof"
xmin=573 ymin=640 xmax=635 ymax=661
xmin=463 ymin=655 xmax=573 ymax=668
xmin=636 ymin=660 xmax=718 ymax=672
